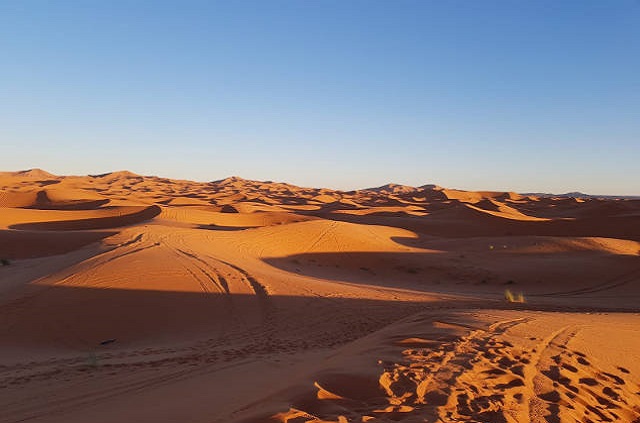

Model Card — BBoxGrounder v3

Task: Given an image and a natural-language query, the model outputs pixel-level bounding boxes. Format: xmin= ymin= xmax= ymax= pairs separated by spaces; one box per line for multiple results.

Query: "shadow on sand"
xmin=8 ymin=205 xmax=162 ymax=231
xmin=303 ymin=209 xmax=640 ymax=241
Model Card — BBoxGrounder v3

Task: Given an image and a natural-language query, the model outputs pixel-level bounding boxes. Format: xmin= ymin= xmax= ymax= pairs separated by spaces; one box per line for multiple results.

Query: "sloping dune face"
xmin=0 ymin=170 xmax=639 ymax=423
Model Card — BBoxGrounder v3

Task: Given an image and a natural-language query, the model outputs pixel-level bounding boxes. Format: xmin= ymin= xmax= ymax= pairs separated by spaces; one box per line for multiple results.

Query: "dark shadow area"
xmin=507 ymin=198 xmax=640 ymax=219
xmin=9 ymin=205 xmax=162 ymax=231
xmin=303 ymin=209 xmax=640 ymax=241
xmin=2 ymin=285 xmax=633 ymax=354
xmin=333 ymin=210 xmax=426 ymax=218
xmin=26 ymin=198 xmax=111 ymax=210
xmin=197 ymin=224 xmax=254 ymax=231
xmin=182 ymin=193 xmax=209 ymax=199
xmin=272 ymin=196 xmax=312 ymax=206
xmin=0 ymin=229 xmax=117 ymax=259
xmin=264 ymin=251 xmax=640 ymax=306
xmin=156 ymin=198 xmax=216 ymax=207
xmin=220 ymin=204 xmax=240 ymax=213
xmin=0 ymin=286 xmax=440 ymax=351
xmin=33 ymin=179 xmax=61 ymax=186
xmin=387 ymin=232 xmax=640 ymax=257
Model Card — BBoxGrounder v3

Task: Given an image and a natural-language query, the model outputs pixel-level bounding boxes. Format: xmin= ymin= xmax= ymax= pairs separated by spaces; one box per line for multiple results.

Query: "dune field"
xmin=1 ymin=169 xmax=639 ymax=423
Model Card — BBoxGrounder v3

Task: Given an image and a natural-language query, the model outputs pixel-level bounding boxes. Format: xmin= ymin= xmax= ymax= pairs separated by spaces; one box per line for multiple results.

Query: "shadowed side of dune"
xmin=264 ymin=250 xmax=640 ymax=304
xmin=0 ymin=229 xmax=117 ymax=259
xmin=8 ymin=205 xmax=162 ymax=231
xmin=0 ymin=287 xmax=439 ymax=351
xmin=314 ymin=210 xmax=640 ymax=241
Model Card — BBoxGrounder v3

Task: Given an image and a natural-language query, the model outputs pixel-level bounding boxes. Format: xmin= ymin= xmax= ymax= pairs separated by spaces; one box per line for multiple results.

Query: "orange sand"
xmin=0 ymin=169 xmax=638 ymax=423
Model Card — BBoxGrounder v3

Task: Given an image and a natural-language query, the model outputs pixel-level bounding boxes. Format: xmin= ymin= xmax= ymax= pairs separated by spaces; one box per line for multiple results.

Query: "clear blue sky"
xmin=1 ymin=1 xmax=638 ymax=194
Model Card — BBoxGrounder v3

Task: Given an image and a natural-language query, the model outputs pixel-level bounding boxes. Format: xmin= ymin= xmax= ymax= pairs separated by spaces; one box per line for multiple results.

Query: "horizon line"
xmin=2 ymin=167 xmax=639 ymax=199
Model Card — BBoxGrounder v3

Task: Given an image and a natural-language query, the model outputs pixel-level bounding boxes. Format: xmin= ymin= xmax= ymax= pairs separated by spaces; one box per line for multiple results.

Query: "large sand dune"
xmin=1 ymin=170 xmax=638 ymax=423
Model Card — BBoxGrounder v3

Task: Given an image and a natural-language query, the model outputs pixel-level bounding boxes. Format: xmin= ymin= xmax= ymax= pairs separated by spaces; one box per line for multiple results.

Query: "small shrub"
xmin=505 ymin=289 xmax=525 ymax=303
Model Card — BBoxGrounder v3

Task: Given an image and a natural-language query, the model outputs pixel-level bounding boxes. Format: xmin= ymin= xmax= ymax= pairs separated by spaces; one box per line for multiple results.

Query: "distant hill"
xmin=523 ymin=191 xmax=640 ymax=200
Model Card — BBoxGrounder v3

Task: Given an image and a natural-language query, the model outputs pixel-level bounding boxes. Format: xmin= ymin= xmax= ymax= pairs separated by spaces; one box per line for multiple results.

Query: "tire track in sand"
xmin=175 ymin=248 xmax=230 ymax=294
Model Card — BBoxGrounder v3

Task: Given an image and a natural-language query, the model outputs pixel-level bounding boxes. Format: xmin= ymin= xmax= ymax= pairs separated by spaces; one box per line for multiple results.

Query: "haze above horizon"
xmin=1 ymin=1 xmax=638 ymax=195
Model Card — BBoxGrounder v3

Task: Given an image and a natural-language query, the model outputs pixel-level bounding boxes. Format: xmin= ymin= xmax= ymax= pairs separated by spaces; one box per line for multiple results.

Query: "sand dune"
xmin=0 ymin=170 xmax=638 ymax=423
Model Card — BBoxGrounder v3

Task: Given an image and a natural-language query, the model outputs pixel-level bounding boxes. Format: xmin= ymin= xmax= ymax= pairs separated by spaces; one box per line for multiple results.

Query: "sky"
xmin=0 ymin=1 xmax=638 ymax=194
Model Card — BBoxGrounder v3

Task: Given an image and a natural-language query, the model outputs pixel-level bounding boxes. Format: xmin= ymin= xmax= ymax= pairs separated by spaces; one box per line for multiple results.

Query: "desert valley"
xmin=1 ymin=168 xmax=639 ymax=423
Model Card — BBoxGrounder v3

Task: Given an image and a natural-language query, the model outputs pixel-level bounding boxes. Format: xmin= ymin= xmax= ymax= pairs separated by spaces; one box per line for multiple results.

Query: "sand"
xmin=0 ymin=169 xmax=639 ymax=423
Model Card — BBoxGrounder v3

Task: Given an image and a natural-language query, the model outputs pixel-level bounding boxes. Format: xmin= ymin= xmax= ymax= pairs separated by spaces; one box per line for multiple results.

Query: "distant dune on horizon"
xmin=2 ymin=168 xmax=638 ymax=200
